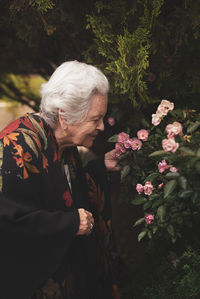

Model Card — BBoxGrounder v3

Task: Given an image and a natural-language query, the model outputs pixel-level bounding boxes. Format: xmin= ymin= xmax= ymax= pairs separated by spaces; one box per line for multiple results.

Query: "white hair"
xmin=39 ymin=61 xmax=109 ymax=126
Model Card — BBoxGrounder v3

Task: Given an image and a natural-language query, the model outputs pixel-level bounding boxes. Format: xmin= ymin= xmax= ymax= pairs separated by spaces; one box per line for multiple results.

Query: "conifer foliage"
xmin=85 ymin=0 xmax=200 ymax=109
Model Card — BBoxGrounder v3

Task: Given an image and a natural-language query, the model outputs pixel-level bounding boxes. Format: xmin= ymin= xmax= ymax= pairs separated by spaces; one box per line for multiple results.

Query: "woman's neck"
xmin=53 ymin=123 xmax=74 ymax=153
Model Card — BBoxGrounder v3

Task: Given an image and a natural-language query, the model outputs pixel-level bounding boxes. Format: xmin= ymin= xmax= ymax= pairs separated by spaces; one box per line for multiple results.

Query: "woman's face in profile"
xmin=67 ymin=93 xmax=108 ymax=148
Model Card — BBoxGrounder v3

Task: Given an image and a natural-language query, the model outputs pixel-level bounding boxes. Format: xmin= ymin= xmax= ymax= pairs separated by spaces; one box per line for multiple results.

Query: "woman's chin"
xmin=81 ymin=139 xmax=95 ymax=148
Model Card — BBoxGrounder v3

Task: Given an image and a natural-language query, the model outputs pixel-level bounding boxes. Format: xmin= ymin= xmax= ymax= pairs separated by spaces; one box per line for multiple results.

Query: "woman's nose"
xmin=97 ymin=119 xmax=104 ymax=131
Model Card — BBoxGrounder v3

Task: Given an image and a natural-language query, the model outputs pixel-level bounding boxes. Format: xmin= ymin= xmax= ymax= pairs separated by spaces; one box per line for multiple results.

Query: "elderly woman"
xmin=0 ymin=61 xmax=120 ymax=299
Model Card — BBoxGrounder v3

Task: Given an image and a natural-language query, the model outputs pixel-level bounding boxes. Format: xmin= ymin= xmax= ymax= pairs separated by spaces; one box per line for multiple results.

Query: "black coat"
xmin=0 ymin=114 xmax=119 ymax=299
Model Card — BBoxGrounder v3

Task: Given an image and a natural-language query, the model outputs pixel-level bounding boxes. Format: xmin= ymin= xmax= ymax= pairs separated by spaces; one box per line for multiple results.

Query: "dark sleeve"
xmin=84 ymin=158 xmax=121 ymax=299
xmin=0 ymin=133 xmax=80 ymax=299
xmin=85 ymin=158 xmax=112 ymax=219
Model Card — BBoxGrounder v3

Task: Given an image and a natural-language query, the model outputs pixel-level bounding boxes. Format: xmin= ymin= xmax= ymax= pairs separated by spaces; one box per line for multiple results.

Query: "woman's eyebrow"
xmin=91 ymin=113 xmax=104 ymax=118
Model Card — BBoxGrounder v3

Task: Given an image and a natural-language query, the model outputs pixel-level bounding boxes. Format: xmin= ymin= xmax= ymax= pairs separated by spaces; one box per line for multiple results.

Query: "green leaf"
xmin=107 ymin=134 xmax=118 ymax=142
xmin=165 ymin=172 xmax=180 ymax=179
xmin=192 ymin=192 xmax=198 ymax=203
xmin=177 ymin=216 xmax=183 ymax=224
xmin=149 ymin=193 xmax=160 ymax=200
xmin=155 ymin=128 xmax=163 ymax=135
xmin=157 ymin=205 xmax=166 ymax=222
xmin=196 ymin=148 xmax=200 ymax=157
xmin=145 ymin=173 xmax=159 ymax=182
xmin=143 ymin=201 xmax=152 ymax=210
xmin=178 ymin=176 xmax=187 ymax=190
xmin=152 ymin=199 xmax=164 ymax=208
xmin=170 ymin=109 xmax=184 ymax=118
xmin=171 ymin=237 xmax=177 ymax=244
xmin=149 ymin=150 xmax=166 ymax=157
xmin=132 ymin=197 xmax=147 ymax=205
xmin=152 ymin=226 xmax=158 ymax=234
xmin=147 ymin=231 xmax=152 ymax=239
xmin=167 ymin=224 xmax=175 ymax=237
xmin=187 ymin=121 xmax=200 ymax=133
xmin=166 ymin=196 xmax=176 ymax=202
xmin=178 ymin=190 xmax=193 ymax=199
xmin=138 ymin=231 xmax=147 ymax=242
xmin=181 ymin=210 xmax=190 ymax=216
xmin=179 ymin=147 xmax=195 ymax=156
xmin=121 ymin=165 xmax=130 ymax=180
xmin=118 ymin=151 xmax=129 ymax=160
xmin=164 ymin=180 xmax=177 ymax=199
xmin=141 ymin=118 xmax=150 ymax=128
xmin=133 ymin=217 xmax=145 ymax=227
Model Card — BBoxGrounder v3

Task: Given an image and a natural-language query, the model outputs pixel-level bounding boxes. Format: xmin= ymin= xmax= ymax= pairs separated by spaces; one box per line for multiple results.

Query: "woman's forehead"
xmin=87 ymin=94 xmax=108 ymax=117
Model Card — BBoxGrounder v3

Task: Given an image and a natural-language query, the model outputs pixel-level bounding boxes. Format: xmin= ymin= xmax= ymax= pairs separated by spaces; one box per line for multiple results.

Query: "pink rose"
xmin=117 ymin=132 xmax=129 ymax=144
xmin=136 ymin=184 xmax=144 ymax=194
xmin=143 ymin=181 xmax=154 ymax=196
xmin=162 ymin=138 xmax=179 ymax=153
xmin=169 ymin=167 xmax=178 ymax=172
xmin=152 ymin=112 xmax=162 ymax=126
xmin=123 ymin=138 xmax=134 ymax=149
xmin=156 ymin=99 xmax=174 ymax=116
xmin=115 ymin=142 xmax=127 ymax=157
xmin=165 ymin=122 xmax=183 ymax=138
xmin=158 ymin=182 xmax=164 ymax=189
xmin=115 ymin=143 xmax=127 ymax=157
xmin=158 ymin=160 xmax=169 ymax=173
xmin=137 ymin=129 xmax=149 ymax=142
xmin=131 ymin=139 xmax=142 ymax=151
xmin=145 ymin=214 xmax=154 ymax=224
xmin=107 ymin=117 xmax=115 ymax=126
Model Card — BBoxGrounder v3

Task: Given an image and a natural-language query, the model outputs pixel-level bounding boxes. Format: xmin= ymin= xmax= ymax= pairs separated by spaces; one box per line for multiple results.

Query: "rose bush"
xmin=109 ymin=100 xmax=200 ymax=243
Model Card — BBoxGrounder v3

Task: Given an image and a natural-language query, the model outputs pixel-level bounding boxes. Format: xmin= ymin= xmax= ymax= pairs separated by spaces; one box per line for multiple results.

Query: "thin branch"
xmin=0 ymin=82 xmax=39 ymax=111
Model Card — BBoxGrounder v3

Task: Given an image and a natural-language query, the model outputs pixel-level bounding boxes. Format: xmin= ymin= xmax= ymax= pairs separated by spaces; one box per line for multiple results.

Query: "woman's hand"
xmin=104 ymin=149 xmax=121 ymax=172
xmin=76 ymin=208 xmax=94 ymax=235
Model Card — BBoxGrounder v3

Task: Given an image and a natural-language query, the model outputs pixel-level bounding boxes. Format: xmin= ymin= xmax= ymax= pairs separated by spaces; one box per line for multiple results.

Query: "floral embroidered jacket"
xmin=0 ymin=114 xmax=119 ymax=299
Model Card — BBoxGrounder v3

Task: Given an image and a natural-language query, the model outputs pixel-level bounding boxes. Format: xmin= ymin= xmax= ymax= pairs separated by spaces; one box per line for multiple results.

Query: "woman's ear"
xmin=58 ymin=109 xmax=68 ymax=131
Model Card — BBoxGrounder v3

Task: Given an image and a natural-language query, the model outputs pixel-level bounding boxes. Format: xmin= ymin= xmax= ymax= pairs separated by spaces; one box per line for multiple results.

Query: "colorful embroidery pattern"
xmin=0 ymin=119 xmax=21 ymax=147
xmin=12 ymin=143 xmax=39 ymax=179
xmin=0 ymin=114 xmax=49 ymax=179
xmin=62 ymin=190 xmax=72 ymax=207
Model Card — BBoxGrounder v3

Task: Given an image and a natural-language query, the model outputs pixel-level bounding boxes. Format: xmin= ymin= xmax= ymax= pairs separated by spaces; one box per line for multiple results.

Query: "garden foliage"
xmin=1 ymin=0 xmax=200 ymax=112
xmin=122 ymin=244 xmax=200 ymax=299
xmin=0 ymin=0 xmax=94 ymax=108
xmin=86 ymin=0 xmax=200 ymax=109
xmin=108 ymin=100 xmax=200 ymax=243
